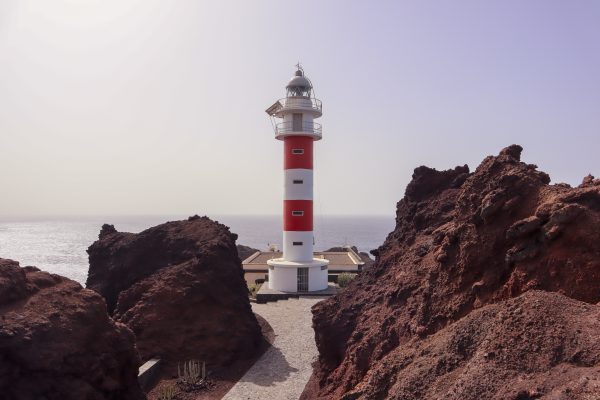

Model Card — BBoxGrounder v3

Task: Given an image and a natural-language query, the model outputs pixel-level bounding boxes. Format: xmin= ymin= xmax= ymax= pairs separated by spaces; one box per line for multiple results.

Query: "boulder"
xmin=86 ymin=215 xmax=263 ymax=368
xmin=324 ymin=246 xmax=374 ymax=268
xmin=333 ymin=291 xmax=600 ymax=400
xmin=237 ymin=244 xmax=260 ymax=262
xmin=0 ymin=258 xmax=144 ymax=400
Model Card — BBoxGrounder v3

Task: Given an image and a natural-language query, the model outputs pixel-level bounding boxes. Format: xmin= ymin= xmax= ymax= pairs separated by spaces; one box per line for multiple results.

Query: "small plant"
xmin=158 ymin=384 xmax=176 ymax=400
xmin=248 ymin=283 xmax=262 ymax=298
xmin=337 ymin=272 xmax=355 ymax=288
xmin=178 ymin=360 xmax=206 ymax=386
xmin=176 ymin=359 xmax=215 ymax=393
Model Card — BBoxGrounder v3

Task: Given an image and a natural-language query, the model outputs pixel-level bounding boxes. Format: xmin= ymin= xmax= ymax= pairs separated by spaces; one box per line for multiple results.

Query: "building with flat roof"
xmin=242 ymin=247 xmax=365 ymax=286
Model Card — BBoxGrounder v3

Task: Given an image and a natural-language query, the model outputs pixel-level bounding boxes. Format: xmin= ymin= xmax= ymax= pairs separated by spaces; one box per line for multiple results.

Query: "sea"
xmin=0 ymin=215 xmax=395 ymax=285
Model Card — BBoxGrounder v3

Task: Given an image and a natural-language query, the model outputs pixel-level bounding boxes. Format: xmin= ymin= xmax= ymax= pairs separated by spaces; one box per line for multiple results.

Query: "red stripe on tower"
xmin=283 ymin=199 xmax=313 ymax=231
xmin=284 ymin=136 xmax=313 ymax=170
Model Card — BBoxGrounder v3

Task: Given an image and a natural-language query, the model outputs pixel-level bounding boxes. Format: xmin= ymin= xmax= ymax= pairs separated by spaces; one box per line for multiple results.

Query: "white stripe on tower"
xmin=283 ymin=169 xmax=314 ymax=200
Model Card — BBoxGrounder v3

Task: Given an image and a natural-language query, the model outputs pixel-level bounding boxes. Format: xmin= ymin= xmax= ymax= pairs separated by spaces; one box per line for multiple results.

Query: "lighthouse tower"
xmin=265 ymin=65 xmax=329 ymax=292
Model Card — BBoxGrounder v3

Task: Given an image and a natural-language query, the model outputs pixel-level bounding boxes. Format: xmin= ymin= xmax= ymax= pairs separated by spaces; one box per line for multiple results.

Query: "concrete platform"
xmin=222 ymin=297 xmax=324 ymax=400
xmin=138 ymin=358 xmax=161 ymax=391
xmin=256 ymin=283 xmax=337 ymax=304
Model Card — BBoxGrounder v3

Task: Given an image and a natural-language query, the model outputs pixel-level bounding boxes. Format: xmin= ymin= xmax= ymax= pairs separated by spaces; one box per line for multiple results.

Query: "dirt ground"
xmin=146 ymin=313 xmax=274 ymax=400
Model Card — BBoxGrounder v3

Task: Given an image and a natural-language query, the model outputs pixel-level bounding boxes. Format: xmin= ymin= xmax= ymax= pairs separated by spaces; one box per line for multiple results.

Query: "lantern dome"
xmin=286 ymin=69 xmax=312 ymax=97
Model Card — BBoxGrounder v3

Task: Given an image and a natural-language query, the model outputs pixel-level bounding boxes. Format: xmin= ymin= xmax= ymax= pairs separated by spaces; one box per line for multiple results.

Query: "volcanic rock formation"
xmin=237 ymin=244 xmax=260 ymax=262
xmin=325 ymin=246 xmax=375 ymax=268
xmin=0 ymin=258 xmax=144 ymax=400
xmin=86 ymin=215 xmax=263 ymax=368
xmin=303 ymin=145 xmax=600 ymax=399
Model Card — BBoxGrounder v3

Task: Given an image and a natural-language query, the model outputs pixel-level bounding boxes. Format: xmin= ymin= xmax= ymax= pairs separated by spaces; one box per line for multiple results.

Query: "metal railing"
xmin=276 ymin=97 xmax=322 ymax=114
xmin=275 ymin=121 xmax=322 ymax=137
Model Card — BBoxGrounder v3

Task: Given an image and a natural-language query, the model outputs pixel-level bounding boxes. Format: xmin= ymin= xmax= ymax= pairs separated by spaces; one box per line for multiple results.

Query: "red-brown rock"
xmin=86 ymin=215 xmax=263 ymax=368
xmin=0 ymin=258 xmax=144 ymax=400
xmin=237 ymin=244 xmax=260 ymax=261
xmin=327 ymin=246 xmax=375 ymax=269
xmin=303 ymin=145 xmax=600 ymax=399
xmin=336 ymin=291 xmax=600 ymax=399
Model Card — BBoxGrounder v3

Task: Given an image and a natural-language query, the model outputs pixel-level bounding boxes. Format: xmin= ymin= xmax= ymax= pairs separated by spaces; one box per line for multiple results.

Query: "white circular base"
xmin=267 ymin=258 xmax=329 ymax=292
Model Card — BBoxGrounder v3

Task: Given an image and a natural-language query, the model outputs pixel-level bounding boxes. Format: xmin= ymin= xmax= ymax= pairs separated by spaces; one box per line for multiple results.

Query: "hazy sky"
xmin=1 ymin=1 xmax=599 ymax=217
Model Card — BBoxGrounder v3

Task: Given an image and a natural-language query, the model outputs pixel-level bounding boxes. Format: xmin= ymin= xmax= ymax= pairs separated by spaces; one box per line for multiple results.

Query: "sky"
xmin=0 ymin=0 xmax=599 ymax=217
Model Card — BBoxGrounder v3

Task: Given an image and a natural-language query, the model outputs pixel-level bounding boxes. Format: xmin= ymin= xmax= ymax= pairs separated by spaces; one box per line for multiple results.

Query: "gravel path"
xmin=222 ymin=297 xmax=326 ymax=400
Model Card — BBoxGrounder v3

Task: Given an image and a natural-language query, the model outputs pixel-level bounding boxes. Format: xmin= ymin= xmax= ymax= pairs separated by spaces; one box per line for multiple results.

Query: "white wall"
xmin=308 ymin=264 xmax=328 ymax=291
xmin=268 ymin=266 xmax=297 ymax=292
xmin=303 ymin=113 xmax=314 ymax=128
xmin=281 ymin=108 xmax=314 ymax=132
xmin=283 ymin=112 xmax=293 ymax=125
xmin=284 ymin=169 xmax=313 ymax=200
xmin=283 ymin=231 xmax=313 ymax=261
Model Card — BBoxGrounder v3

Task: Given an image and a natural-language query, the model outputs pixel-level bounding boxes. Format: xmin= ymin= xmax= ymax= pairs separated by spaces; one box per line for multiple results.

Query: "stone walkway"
xmin=222 ymin=297 xmax=326 ymax=400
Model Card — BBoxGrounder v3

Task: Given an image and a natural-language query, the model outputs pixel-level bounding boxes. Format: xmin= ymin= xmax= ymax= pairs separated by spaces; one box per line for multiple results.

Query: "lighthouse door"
xmin=293 ymin=113 xmax=303 ymax=131
xmin=297 ymin=268 xmax=309 ymax=292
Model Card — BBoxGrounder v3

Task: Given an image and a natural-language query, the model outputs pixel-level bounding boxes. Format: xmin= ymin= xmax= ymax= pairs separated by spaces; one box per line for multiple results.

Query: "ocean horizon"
xmin=0 ymin=214 xmax=395 ymax=285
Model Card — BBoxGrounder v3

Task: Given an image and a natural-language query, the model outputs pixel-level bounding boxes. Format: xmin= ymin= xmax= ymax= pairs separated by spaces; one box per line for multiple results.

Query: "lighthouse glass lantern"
xmin=265 ymin=66 xmax=329 ymax=292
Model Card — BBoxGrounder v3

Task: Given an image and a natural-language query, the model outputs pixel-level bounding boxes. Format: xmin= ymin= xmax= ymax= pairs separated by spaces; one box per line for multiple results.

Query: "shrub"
xmin=177 ymin=360 xmax=213 ymax=392
xmin=248 ymin=283 xmax=262 ymax=298
xmin=158 ymin=384 xmax=176 ymax=400
xmin=337 ymin=273 xmax=355 ymax=288
xmin=178 ymin=360 xmax=206 ymax=386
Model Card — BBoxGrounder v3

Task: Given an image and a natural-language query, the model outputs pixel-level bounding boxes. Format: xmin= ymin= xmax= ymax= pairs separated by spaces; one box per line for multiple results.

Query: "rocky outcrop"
xmin=86 ymin=216 xmax=263 ymax=368
xmin=325 ymin=246 xmax=375 ymax=268
xmin=237 ymin=244 xmax=260 ymax=262
xmin=339 ymin=291 xmax=600 ymax=400
xmin=303 ymin=145 xmax=600 ymax=399
xmin=0 ymin=258 xmax=144 ymax=400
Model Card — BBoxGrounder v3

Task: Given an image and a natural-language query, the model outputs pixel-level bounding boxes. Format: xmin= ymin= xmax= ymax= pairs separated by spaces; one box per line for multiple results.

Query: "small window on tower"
xmin=293 ymin=179 xmax=303 ymax=184
xmin=293 ymin=241 xmax=303 ymax=246
xmin=292 ymin=211 xmax=304 ymax=216
xmin=292 ymin=149 xmax=304 ymax=155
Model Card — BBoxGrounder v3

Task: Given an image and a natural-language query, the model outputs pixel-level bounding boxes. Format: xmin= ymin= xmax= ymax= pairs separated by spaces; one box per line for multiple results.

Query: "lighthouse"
xmin=265 ymin=65 xmax=329 ymax=292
